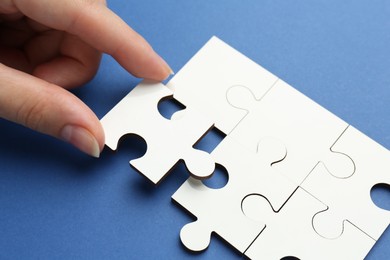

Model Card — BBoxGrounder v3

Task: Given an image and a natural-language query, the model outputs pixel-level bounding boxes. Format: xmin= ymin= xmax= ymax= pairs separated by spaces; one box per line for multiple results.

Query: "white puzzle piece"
xmin=167 ymin=36 xmax=278 ymax=134
xmin=100 ymin=81 xmax=215 ymax=185
xmin=301 ymin=126 xmax=390 ymax=240
xmin=172 ymin=135 xmax=297 ymax=253
xmin=243 ymin=188 xmax=375 ymax=260
xmin=226 ymin=80 xmax=355 ymax=185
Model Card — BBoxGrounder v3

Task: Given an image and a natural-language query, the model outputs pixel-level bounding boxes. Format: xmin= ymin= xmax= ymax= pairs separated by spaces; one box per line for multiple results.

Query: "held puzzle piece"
xmin=100 ymin=81 xmax=215 ymax=185
xmin=101 ymin=36 xmax=389 ymax=258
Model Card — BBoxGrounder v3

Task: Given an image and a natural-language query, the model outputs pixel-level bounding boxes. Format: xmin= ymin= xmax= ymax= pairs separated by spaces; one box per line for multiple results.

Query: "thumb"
xmin=0 ymin=64 xmax=104 ymax=157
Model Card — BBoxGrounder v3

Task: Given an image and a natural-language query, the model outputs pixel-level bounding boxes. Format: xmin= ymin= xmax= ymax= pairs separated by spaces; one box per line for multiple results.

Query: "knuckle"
xmin=18 ymin=100 xmax=45 ymax=132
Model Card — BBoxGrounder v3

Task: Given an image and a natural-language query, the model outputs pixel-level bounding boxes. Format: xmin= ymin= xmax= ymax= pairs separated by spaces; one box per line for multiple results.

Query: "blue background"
xmin=1 ymin=0 xmax=389 ymax=259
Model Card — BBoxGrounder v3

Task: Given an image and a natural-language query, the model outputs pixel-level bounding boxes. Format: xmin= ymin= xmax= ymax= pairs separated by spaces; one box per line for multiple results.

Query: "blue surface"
xmin=1 ymin=0 xmax=389 ymax=259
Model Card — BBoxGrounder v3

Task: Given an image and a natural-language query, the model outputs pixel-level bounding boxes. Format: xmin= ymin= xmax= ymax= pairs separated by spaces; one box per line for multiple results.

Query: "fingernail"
xmin=155 ymin=53 xmax=174 ymax=78
xmin=166 ymin=62 xmax=174 ymax=75
xmin=60 ymin=125 xmax=100 ymax=158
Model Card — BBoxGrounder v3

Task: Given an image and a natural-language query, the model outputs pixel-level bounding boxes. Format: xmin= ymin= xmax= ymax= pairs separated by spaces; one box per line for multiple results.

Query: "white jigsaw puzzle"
xmin=101 ymin=36 xmax=390 ymax=259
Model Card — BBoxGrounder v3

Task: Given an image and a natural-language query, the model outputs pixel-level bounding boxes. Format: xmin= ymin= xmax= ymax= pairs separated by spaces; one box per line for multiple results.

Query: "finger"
xmin=30 ymin=33 xmax=102 ymax=89
xmin=0 ymin=64 xmax=104 ymax=157
xmin=12 ymin=0 xmax=172 ymax=81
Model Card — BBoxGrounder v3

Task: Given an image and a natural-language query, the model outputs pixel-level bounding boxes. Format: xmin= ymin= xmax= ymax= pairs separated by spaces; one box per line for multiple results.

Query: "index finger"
xmin=10 ymin=0 xmax=172 ymax=80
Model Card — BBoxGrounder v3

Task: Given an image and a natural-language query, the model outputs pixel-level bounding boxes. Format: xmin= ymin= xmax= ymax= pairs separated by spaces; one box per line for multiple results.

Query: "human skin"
xmin=0 ymin=0 xmax=172 ymax=157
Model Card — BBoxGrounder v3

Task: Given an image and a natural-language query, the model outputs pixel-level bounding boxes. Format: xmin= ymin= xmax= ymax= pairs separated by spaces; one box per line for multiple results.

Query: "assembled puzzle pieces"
xmin=227 ymin=80 xmax=355 ymax=185
xmin=242 ymin=188 xmax=375 ymax=259
xmin=172 ymin=135 xmax=297 ymax=253
xmin=100 ymin=81 xmax=215 ymax=185
xmin=302 ymin=125 xmax=390 ymax=240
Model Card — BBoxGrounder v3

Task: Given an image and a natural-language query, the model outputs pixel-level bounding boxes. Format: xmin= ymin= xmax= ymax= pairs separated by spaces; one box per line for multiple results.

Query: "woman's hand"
xmin=0 ymin=0 xmax=171 ymax=157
